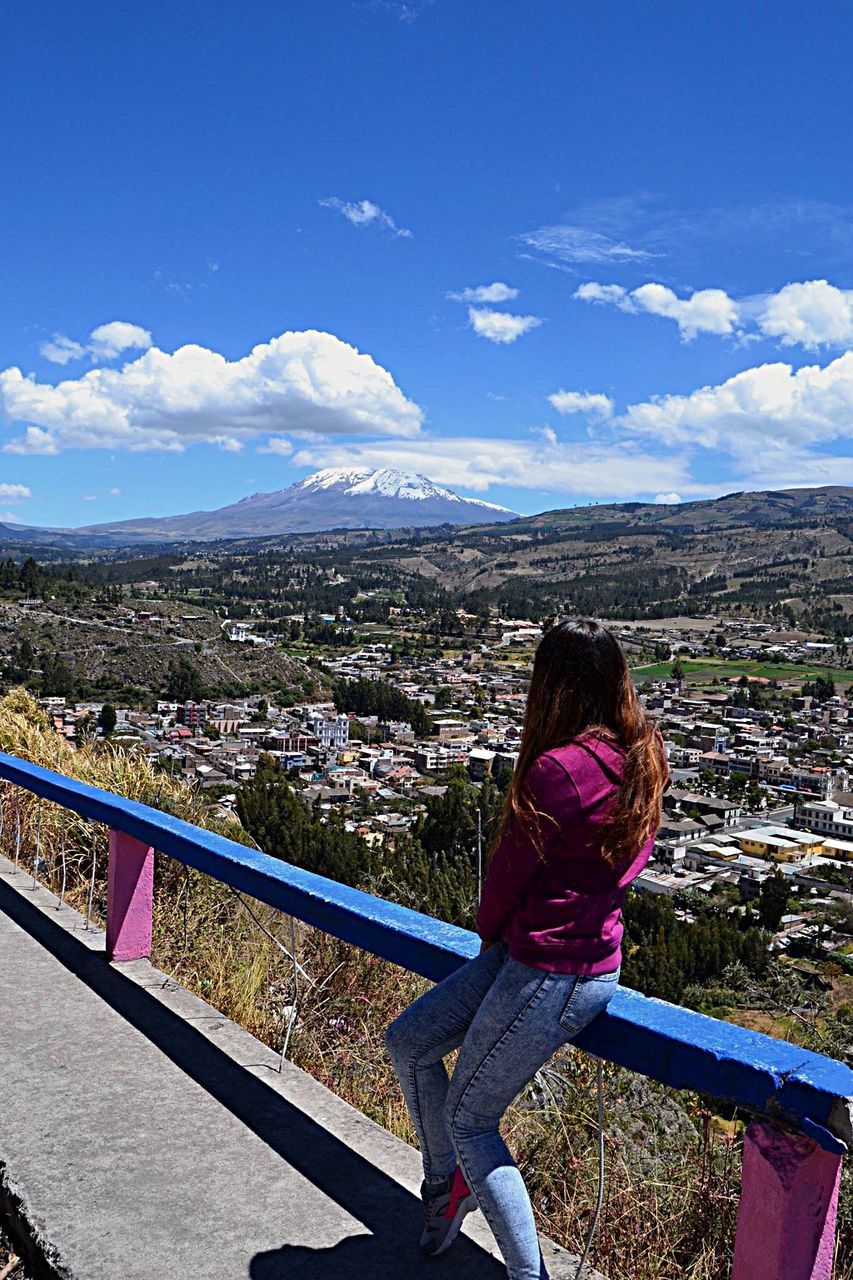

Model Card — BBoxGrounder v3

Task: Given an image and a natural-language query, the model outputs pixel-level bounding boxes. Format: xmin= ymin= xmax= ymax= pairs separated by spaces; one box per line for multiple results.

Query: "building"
xmin=467 ymin=748 xmax=496 ymax=782
xmin=797 ymin=799 xmax=853 ymax=842
xmin=736 ymin=826 xmax=822 ymax=863
xmin=666 ymin=789 xmax=743 ymax=828
xmin=177 ymin=701 xmax=207 ymax=730
xmin=305 ymin=713 xmax=349 ymax=751
xmin=758 ymin=760 xmax=834 ymax=797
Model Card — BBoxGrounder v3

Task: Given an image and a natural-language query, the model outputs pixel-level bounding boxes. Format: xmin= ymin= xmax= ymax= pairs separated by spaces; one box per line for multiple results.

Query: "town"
xmin=29 ymin=600 xmax=853 ymax=974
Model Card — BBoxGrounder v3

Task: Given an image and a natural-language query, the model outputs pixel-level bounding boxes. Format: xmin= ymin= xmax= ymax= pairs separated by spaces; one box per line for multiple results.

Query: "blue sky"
xmin=2 ymin=0 xmax=853 ymax=527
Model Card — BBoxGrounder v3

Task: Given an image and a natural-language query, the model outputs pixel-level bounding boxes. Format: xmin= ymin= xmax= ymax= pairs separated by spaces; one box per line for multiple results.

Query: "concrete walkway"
xmin=0 ymin=854 xmax=597 ymax=1280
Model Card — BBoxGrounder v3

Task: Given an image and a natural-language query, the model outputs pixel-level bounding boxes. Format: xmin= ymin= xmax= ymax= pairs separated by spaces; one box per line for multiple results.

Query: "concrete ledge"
xmin=0 ymin=854 xmax=603 ymax=1280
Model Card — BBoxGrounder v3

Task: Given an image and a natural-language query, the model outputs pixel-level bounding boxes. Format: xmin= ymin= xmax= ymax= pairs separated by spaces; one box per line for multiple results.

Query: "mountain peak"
xmin=68 ymin=465 xmax=518 ymax=541
xmin=295 ymin=466 xmax=514 ymax=511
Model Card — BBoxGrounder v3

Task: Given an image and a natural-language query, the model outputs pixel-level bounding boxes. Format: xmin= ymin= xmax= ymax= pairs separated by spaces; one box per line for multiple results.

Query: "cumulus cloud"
xmin=467 ymin=307 xmax=542 ymax=344
xmin=575 ymin=277 xmax=853 ymax=348
xmin=574 ymin=281 xmax=739 ymax=340
xmin=755 ymin=280 xmax=853 ymax=349
xmin=0 ymin=483 xmax=31 ymax=501
xmin=283 ymin=343 xmax=853 ymax=501
xmin=631 ymin=284 xmax=739 ymax=340
xmin=447 ymin=282 xmax=519 ymax=303
xmin=619 ymin=350 xmax=853 ymax=459
xmin=1 ymin=330 xmax=424 ymax=454
xmin=88 ymin=322 xmax=153 ymax=359
xmin=40 ymin=321 xmax=152 ymax=365
xmin=39 ymin=336 xmax=86 ymax=366
xmin=319 ymin=197 xmax=412 ymax=238
xmin=548 ymin=389 xmax=614 ymax=420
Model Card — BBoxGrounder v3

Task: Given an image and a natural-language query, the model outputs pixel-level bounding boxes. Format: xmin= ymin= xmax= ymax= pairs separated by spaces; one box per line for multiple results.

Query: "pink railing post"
xmin=106 ymin=829 xmax=154 ymax=962
xmin=732 ymin=1120 xmax=843 ymax=1280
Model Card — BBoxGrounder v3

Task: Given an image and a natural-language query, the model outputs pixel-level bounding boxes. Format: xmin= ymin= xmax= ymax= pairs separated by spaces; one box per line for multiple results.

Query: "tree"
xmin=802 ymin=674 xmax=835 ymax=702
xmin=670 ymin=656 xmax=685 ymax=681
xmin=165 ymin=655 xmax=205 ymax=702
xmin=758 ymin=870 xmax=790 ymax=932
xmin=75 ymin=712 xmax=97 ymax=745
xmin=41 ymin=652 xmax=74 ymax=698
xmin=98 ymin=703 xmax=117 ymax=737
xmin=13 ymin=637 xmax=35 ymax=683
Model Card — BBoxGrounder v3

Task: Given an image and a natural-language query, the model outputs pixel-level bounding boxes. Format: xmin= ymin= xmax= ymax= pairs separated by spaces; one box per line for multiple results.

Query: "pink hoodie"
xmin=476 ymin=734 xmax=658 ymax=975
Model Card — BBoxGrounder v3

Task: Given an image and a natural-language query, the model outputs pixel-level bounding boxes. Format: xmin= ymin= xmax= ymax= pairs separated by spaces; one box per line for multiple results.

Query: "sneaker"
xmin=419 ymin=1164 xmax=477 ymax=1256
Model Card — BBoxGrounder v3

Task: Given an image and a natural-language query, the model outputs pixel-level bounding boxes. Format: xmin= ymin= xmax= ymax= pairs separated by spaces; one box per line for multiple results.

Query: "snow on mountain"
xmin=70 ymin=467 xmax=518 ymax=542
xmin=295 ymin=467 xmax=513 ymax=511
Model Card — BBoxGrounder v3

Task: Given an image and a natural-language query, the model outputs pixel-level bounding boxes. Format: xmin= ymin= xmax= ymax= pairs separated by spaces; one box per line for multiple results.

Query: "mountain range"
xmin=1 ymin=476 xmax=852 ymax=550
xmin=0 ymin=468 xmax=518 ymax=545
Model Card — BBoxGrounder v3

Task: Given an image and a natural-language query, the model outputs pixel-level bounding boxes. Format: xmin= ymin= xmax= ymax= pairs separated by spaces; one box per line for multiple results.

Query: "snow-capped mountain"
xmin=70 ymin=467 xmax=518 ymax=542
xmin=293 ymin=467 xmax=513 ymax=510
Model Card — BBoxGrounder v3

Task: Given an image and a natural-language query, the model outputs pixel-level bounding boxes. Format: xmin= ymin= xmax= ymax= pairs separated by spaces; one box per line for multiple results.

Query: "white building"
xmin=797 ymin=799 xmax=853 ymax=842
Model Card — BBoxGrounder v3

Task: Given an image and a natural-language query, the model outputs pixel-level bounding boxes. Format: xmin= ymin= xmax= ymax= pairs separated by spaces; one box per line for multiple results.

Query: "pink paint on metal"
xmin=733 ymin=1120 xmax=842 ymax=1280
xmin=106 ymin=829 xmax=154 ymax=962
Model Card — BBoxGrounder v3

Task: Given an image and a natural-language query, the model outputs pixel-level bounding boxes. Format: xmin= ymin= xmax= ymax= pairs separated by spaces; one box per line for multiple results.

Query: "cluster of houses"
xmin=35 ymin=612 xmax=853 ymax=962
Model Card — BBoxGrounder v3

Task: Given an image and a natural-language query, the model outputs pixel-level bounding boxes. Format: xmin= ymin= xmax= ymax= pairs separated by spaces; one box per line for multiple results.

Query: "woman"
xmin=384 ymin=617 xmax=668 ymax=1280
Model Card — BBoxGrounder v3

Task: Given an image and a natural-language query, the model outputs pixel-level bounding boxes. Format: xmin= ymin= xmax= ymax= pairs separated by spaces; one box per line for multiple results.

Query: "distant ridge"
xmin=1 ymin=482 xmax=852 ymax=549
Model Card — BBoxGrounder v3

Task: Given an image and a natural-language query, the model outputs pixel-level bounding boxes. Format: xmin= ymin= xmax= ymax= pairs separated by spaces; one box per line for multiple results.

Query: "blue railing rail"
xmin=0 ymin=748 xmax=850 ymax=1158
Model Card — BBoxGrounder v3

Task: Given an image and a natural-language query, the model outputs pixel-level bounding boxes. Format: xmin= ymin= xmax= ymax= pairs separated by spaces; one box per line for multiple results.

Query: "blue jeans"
xmin=384 ymin=938 xmax=620 ymax=1280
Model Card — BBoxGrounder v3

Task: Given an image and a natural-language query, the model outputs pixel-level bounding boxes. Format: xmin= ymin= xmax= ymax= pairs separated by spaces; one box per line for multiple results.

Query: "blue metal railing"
xmin=0 ymin=749 xmax=850 ymax=1156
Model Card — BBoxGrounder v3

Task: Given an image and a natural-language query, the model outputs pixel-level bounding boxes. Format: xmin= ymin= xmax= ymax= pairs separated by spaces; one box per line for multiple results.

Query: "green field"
xmin=631 ymin=657 xmax=853 ymax=684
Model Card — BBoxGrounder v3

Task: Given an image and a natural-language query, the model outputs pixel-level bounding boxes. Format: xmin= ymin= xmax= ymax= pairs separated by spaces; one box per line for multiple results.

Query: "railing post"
xmin=732 ymin=1120 xmax=842 ymax=1280
xmin=106 ymin=829 xmax=154 ymax=962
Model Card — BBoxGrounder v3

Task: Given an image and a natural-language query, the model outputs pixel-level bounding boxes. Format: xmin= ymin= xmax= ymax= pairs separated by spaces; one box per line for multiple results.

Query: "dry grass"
xmin=0 ymin=686 xmax=848 ymax=1280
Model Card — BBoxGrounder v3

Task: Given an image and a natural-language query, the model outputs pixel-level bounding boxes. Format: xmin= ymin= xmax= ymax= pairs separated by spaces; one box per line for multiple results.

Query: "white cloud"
xmin=88 ymin=322 xmax=153 ymax=359
xmin=319 ymin=197 xmax=411 ymax=239
xmin=756 ymin=280 xmax=853 ymax=350
xmin=574 ymin=283 xmax=630 ymax=307
xmin=467 ymin=307 xmax=542 ymax=344
xmin=654 ymin=492 xmax=682 ymax=504
xmin=0 ymin=483 xmax=31 ymax=501
xmin=447 ymin=282 xmax=519 ymax=303
xmin=1 ymin=330 xmax=424 ymax=454
xmin=574 ymin=281 xmax=739 ymax=340
xmin=109 ymin=487 xmax=121 ymax=496
xmin=40 ymin=320 xmax=152 ymax=365
xmin=548 ymin=389 xmax=614 ymax=420
xmin=576 ymin=277 xmax=853 ymax=349
xmin=619 ymin=350 xmax=853 ymax=459
xmin=519 ymin=224 xmax=656 ymax=265
xmin=538 ymin=426 xmax=558 ymax=446
xmin=290 ymin=435 xmax=691 ymax=500
xmin=259 ymin=436 xmax=295 ymax=457
xmin=83 ymin=494 xmax=96 ymax=502
xmin=631 ymin=284 xmax=739 ymax=340
xmin=39 ymin=336 xmax=86 ymax=366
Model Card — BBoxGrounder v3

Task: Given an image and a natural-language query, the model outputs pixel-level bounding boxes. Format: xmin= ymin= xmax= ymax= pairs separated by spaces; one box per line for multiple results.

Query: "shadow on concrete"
xmin=0 ymin=879 xmax=507 ymax=1279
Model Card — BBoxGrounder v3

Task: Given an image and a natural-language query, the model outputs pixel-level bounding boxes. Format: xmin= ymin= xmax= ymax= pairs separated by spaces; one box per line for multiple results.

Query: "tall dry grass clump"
xmin=0 ymin=686 xmax=847 ymax=1280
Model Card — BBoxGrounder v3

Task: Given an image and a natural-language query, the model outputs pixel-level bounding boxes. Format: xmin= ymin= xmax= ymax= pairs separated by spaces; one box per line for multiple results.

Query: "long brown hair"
xmin=488 ymin=616 xmax=668 ymax=868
